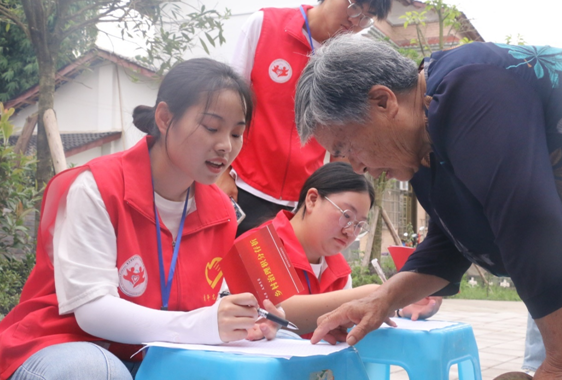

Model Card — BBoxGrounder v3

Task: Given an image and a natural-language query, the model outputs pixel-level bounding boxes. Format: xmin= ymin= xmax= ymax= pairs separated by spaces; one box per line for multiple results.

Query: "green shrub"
xmin=351 ymin=265 xmax=381 ymax=287
xmin=350 ymin=253 xmax=521 ymax=302
xmin=0 ymin=103 xmax=40 ymax=315
xmin=0 ymin=253 xmax=35 ymax=315
xmin=351 ymin=256 xmax=396 ymax=287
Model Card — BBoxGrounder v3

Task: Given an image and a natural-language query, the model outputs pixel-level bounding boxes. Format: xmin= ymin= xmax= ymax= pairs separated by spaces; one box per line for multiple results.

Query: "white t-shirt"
xmin=309 ymin=257 xmax=353 ymax=290
xmin=52 ymin=170 xmax=224 ymax=344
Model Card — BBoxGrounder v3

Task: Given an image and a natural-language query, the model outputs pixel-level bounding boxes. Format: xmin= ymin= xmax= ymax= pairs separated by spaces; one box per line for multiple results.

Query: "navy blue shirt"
xmin=405 ymin=43 xmax=562 ymax=319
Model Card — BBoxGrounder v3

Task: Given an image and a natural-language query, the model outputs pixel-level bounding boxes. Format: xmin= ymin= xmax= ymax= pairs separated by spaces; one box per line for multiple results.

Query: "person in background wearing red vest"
xmin=217 ymin=0 xmax=392 ymax=237
xmin=240 ymin=162 xmax=442 ymax=339
xmin=0 ymin=59 xmax=284 ymax=380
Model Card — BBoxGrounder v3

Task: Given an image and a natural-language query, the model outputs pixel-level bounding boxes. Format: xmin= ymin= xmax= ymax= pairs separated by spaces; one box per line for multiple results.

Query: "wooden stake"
xmin=361 ymin=205 xmax=380 ymax=268
xmin=381 ymin=207 xmax=402 ymax=245
xmin=43 ymin=109 xmax=67 ymax=174
xmin=14 ymin=113 xmax=38 ymax=155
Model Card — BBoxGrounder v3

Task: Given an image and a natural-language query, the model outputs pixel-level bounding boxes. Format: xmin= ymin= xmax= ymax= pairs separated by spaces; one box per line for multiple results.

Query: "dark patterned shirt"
xmin=407 ymin=42 xmax=562 ymax=318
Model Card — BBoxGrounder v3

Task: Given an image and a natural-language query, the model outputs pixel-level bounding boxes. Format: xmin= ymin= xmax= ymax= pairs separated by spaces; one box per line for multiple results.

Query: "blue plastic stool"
xmin=353 ymin=321 xmax=482 ymax=380
xmin=135 ymin=345 xmax=370 ymax=380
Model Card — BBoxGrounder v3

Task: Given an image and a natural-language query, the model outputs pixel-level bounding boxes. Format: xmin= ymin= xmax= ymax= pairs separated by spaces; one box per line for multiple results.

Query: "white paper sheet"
xmin=144 ymin=339 xmax=350 ymax=360
xmin=379 ymin=317 xmax=460 ymax=331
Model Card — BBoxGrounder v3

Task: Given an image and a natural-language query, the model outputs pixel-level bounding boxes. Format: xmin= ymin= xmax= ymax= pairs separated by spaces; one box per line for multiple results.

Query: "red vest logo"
xmin=205 ymin=257 xmax=223 ymax=289
xmin=269 ymin=59 xmax=292 ymax=83
xmin=119 ymin=255 xmax=148 ymax=297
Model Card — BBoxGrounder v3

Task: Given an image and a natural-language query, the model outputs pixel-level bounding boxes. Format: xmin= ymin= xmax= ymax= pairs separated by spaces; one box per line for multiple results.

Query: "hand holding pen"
xmin=219 ymin=292 xmax=298 ymax=341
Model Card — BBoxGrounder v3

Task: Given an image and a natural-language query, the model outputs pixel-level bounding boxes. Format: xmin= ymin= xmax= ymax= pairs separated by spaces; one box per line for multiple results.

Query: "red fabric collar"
xmin=272 ymin=210 xmax=351 ymax=278
xmin=283 ymin=4 xmax=315 ymax=48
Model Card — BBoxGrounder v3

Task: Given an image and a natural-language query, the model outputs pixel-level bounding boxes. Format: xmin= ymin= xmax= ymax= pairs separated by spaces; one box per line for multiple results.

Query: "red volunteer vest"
xmin=0 ymin=137 xmax=237 ymax=379
xmin=240 ymin=210 xmax=351 ymax=338
xmin=232 ymin=6 xmax=326 ymax=202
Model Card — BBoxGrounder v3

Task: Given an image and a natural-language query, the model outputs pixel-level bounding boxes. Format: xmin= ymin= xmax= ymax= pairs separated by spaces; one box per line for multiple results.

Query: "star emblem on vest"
xmin=269 ymin=59 xmax=292 ymax=83
xmin=119 ymin=255 xmax=148 ymax=297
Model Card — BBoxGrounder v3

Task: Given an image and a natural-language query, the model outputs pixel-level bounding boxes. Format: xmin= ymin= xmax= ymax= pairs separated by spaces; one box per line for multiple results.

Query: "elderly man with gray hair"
xmin=295 ymin=34 xmax=562 ymax=380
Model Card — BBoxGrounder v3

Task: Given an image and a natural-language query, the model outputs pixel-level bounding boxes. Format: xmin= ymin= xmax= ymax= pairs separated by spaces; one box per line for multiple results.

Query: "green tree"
xmin=399 ymin=0 xmax=467 ymax=59
xmin=0 ymin=22 xmax=37 ymax=103
xmin=0 ymin=0 xmax=228 ymax=190
xmin=0 ymin=0 xmax=97 ymax=103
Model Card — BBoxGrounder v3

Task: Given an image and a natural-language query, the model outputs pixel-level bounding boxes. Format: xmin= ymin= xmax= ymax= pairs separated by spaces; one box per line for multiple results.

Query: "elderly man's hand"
xmin=310 ymin=294 xmax=396 ymax=346
xmin=399 ymin=296 xmax=443 ymax=321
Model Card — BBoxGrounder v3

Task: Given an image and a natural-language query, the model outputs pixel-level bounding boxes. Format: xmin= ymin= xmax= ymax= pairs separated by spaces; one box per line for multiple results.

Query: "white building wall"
xmin=115 ymin=65 xmax=159 ymax=150
xmin=67 ymin=147 xmax=101 ymax=168
xmin=9 ymin=61 xmax=157 ymax=166
xmin=10 ymin=1 xmax=323 ymax=166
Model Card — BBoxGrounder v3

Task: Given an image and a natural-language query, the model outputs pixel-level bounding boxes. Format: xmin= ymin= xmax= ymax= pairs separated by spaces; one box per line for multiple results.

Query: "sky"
xmin=206 ymin=0 xmax=562 ymax=47
xmin=450 ymin=0 xmax=562 ymax=47
xmin=96 ymin=0 xmax=562 ymax=60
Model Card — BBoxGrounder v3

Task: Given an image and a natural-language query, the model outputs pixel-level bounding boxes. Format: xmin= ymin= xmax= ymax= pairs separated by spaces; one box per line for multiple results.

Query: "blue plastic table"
xmin=136 ymin=321 xmax=481 ymax=380
xmin=135 ymin=344 xmax=370 ymax=380
xmin=353 ymin=321 xmax=482 ymax=380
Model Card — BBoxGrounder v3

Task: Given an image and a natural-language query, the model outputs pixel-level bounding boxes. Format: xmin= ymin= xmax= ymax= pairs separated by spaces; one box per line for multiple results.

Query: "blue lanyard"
xmin=303 ymin=271 xmax=312 ymax=294
xmin=154 ymin=187 xmax=190 ymax=310
xmin=299 ymin=5 xmax=315 ymax=54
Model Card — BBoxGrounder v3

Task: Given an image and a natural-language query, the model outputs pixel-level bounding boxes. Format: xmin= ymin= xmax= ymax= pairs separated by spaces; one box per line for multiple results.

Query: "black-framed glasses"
xmin=347 ymin=0 xmax=375 ymax=29
xmin=325 ymin=196 xmax=369 ymax=237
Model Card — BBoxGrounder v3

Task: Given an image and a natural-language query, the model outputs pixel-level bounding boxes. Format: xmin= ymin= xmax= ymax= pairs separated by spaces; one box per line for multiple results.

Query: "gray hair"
xmin=295 ymin=34 xmax=418 ymax=142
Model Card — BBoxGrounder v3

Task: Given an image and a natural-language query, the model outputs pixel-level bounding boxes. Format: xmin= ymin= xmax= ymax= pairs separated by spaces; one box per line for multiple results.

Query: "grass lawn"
xmin=351 ymin=255 xmax=522 ymax=302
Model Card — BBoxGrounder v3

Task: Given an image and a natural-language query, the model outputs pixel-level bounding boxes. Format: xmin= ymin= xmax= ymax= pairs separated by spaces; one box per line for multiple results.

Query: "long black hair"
xmin=132 ymin=58 xmax=253 ymax=139
xmin=296 ymin=162 xmax=375 ymax=215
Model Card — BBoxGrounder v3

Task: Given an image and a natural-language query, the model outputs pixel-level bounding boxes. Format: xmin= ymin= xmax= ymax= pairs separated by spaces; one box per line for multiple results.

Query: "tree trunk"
xmin=437 ymin=8 xmax=444 ymax=50
xmin=21 ymin=0 xmax=61 ymax=189
xmin=371 ymin=206 xmax=384 ymax=265
xmin=36 ymin=58 xmax=56 ymax=188
xmin=361 ymin=175 xmax=387 ymax=267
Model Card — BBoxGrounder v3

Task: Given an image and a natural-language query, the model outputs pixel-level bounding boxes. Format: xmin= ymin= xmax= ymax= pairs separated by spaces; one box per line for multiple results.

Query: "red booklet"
xmin=220 ymin=222 xmax=304 ymax=306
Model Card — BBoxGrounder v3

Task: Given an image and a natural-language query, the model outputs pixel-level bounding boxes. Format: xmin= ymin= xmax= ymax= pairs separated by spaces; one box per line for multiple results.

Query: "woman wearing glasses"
xmin=219 ymin=0 xmax=392 ymax=237
xmin=238 ymin=162 xmax=441 ymax=339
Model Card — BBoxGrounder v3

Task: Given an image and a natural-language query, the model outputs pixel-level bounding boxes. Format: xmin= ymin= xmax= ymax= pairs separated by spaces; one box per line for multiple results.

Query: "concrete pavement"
xmin=389 ymin=299 xmax=529 ymax=380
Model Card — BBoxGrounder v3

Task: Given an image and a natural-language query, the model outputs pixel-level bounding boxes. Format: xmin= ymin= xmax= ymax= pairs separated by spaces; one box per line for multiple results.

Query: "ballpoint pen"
xmin=257 ymin=307 xmax=299 ymax=330
xmin=220 ymin=291 xmax=299 ymax=330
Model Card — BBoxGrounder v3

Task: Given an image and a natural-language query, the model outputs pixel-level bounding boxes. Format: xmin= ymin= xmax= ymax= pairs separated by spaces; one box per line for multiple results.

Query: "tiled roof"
xmin=7 ymin=131 xmax=122 ymax=157
xmin=6 ymin=49 xmax=157 ymax=113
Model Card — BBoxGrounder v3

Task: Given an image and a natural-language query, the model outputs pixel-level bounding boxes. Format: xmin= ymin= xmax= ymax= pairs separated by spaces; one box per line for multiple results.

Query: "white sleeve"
xmin=230 ymin=11 xmax=263 ymax=82
xmin=74 ymin=295 xmax=224 ymax=345
xmin=343 ymin=274 xmax=353 ymax=290
xmin=53 ymin=171 xmax=120 ymax=315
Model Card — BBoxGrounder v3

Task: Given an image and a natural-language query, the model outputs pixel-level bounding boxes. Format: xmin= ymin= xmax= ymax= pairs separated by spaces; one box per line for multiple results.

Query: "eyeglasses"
xmin=347 ymin=0 xmax=374 ymax=29
xmin=324 ymin=196 xmax=369 ymax=237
